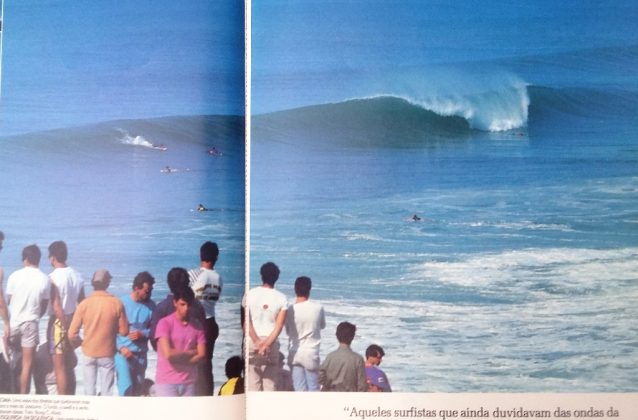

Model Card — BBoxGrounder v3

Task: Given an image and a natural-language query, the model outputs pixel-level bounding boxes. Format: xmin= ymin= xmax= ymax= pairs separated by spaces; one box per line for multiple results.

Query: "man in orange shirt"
xmin=69 ymin=269 xmax=128 ymax=396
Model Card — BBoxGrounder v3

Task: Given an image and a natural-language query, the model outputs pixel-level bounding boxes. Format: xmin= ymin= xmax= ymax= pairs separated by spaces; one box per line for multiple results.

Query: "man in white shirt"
xmin=7 ymin=244 xmax=55 ymax=394
xmin=188 ymin=241 xmax=222 ymax=395
xmin=48 ymin=240 xmax=85 ymax=395
xmin=245 ymin=262 xmax=288 ymax=391
xmin=285 ymin=276 xmax=325 ymax=391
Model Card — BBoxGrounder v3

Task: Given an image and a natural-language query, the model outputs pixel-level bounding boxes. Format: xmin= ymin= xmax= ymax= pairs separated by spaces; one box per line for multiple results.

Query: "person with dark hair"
xmin=244 ymin=261 xmax=288 ymax=391
xmin=6 ymin=244 xmax=55 ymax=394
xmin=47 ymin=240 xmax=85 ymax=395
xmin=365 ymin=344 xmax=391 ymax=392
xmin=115 ymin=271 xmax=156 ymax=396
xmin=188 ymin=241 xmax=222 ymax=395
xmin=218 ymin=355 xmax=244 ymax=396
xmin=319 ymin=322 xmax=367 ymax=392
xmin=68 ymin=269 xmax=129 ymax=396
xmin=285 ymin=276 xmax=325 ymax=391
xmin=154 ymin=285 xmax=206 ymax=397
xmin=150 ymin=267 xmax=206 ymax=351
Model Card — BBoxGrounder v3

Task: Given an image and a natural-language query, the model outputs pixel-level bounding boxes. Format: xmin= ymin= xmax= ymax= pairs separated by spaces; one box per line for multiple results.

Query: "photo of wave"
xmin=251 ymin=1 xmax=638 ymax=392
xmin=0 ymin=115 xmax=245 ymax=391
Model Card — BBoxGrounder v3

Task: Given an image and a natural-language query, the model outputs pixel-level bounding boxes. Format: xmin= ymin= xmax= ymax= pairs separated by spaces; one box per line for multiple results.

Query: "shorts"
xmin=48 ymin=318 xmax=69 ymax=355
xmin=10 ymin=320 xmax=39 ymax=348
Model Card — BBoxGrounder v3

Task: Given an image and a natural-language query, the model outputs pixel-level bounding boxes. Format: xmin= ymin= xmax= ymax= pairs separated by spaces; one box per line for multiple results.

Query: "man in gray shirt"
xmin=319 ymin=321 xmax=367 ymax=392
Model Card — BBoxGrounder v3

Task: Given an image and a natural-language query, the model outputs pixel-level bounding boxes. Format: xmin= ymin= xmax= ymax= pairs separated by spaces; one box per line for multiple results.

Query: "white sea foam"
xmin=315 ymin=265 xmax=638 ymax=392
xmin=117 ymin=129 xmax=156 ymax=149
xmin=341 ymin=232 xmax=383 ymax=241
xmin=413 ymin=247 xmax=638 ymax=290
xmin=456 ymin=220 xmax=573 ymax=231
xmin=365 ymin=68 xmax=531 ymax=132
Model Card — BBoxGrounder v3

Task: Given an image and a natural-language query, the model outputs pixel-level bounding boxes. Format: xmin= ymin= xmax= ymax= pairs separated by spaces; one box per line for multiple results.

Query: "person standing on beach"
xmin=188 ymin=241 xmax=222 ymax=395
xmin=285 ymin=276 xmax=326 ymax=391
xmin=68 ymin=269 xmax=128 ymax=396
xmin=150 ymin=267 xmax=206 ymax=351
xmin=319 ymin=321 xmax=367 ymax=392
xmin=365 ymin=344 xmax=392 ymax=392
xmin=154 ymin=285 xmax=206 ymax=397
xmin=115 ymin=271 xmax=156 ymax=396
xmin=244 ymin=261 xmax=288 ymax=391
xmin=0 ymin=232 xmax=10 ymax=353
xmin=47 ymin=240 xmax=85 ymax=395
xmin=6 ymin=244 xmax=57 ymax=394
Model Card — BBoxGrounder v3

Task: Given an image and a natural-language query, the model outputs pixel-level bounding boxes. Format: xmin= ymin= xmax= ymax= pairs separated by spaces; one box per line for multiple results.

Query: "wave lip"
xmin=377 ymin=72 xmax=531 ymax=132
xmin=117 ymin=129 xmax=158 ymax=149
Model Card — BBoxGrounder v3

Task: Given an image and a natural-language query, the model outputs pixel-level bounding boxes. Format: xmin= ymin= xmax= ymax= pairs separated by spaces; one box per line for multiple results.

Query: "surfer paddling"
xmin=207 ymin=147 xmax=222 ymax=156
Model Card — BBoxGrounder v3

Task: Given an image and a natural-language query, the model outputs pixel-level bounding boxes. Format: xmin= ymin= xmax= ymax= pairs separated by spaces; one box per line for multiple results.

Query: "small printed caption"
xmin=343 ymin=405 xmax=621 ymax=420
xmin=0 ymin=397 xmax=95 ymax=420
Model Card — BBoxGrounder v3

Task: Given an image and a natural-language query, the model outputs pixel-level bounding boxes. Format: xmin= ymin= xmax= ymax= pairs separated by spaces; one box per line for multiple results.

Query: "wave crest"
xmin=117 ymin=129 xmax=156 ymax=148
xmin=376 ymin=72 xmax=530 ymax=132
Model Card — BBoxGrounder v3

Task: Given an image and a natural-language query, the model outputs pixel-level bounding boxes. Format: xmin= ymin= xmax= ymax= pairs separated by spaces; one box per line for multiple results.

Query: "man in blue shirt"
xmin=115 ymin=272 xmax=156 ymax=396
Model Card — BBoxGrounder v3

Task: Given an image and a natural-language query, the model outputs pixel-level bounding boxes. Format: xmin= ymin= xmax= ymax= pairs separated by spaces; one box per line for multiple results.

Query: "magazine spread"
xmin=1 ymin=1 xmax=637 ymax=419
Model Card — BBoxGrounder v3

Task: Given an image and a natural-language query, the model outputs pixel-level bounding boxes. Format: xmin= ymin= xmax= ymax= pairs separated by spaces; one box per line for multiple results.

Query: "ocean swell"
xmin=380 ymin=77 xmax=530 ymax=132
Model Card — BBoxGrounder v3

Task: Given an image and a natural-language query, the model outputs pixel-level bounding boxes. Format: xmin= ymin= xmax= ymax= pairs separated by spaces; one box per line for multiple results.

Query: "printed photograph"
xmin=0 ymin=1 xmax=245 ymax=397
xmin=249 ymin=0 xmax=638 ymax=392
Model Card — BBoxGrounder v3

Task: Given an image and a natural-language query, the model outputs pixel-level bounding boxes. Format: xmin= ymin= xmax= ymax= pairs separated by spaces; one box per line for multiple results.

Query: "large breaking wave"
xmin=368 ymin=72 xmax=530 ymax=132
xmin=254 ymin=83 xmax=638 ymax=146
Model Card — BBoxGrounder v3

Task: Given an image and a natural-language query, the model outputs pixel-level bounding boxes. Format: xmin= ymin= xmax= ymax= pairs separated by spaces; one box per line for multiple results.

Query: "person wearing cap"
xmin=284 ymin=275 xmax=326 ymax=391
xmin=68 ymin=269 xmax=128 ymax=396
xmin=365 ymin=344 xmax=391 ymax=392
xmin=6 ymin=244 xmax=60 ymax=394
xmin=187 ymin=241 xmax=222 ymax=395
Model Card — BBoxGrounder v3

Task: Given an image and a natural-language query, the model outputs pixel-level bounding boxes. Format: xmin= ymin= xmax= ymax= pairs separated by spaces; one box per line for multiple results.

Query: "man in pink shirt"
xmin=154 ymin=283 xmax=206 ymax=397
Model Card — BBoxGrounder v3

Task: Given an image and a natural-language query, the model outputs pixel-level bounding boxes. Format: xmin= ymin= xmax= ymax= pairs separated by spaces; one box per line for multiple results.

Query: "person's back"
xmin=218 ymin=355 xmax=244 ymax=396
xmin=319 ymin=322 xmax=367 ymax=392
xmin=49 ymin=266 xmax=84 ymax=316
xmin=285 ymin=276 xmax=325 ymax=391
xmin=286 ymin=300 xmax=324 ymax=354
xmin=188 ymin=241 xmax=222 ymax=396
xmin=320 ymin=344 xmax=367 ymax=392
xmin=6 ymin=245 xmax=52 ymax=394
xmin=7 ymin=266 xmax=50 ymax=327
xmin=245 ymin=262 xmax=288 ymax=391
xmin=72 ymin=290 xmax=125 ymax=358
xmin=68 ymin=269 xmax=128 ymax=396
xmin=247 ymin=286 xmax=288 ymax=336
xmin=69 ymin=271 xmax=128 ymax=359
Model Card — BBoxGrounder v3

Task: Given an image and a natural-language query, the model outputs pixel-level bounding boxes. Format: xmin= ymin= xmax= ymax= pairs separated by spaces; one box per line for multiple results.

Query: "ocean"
xmin=0 ymin=116 xmax=246 ymax=393
xmin=250 ymin=1 xmax=638 ymax=391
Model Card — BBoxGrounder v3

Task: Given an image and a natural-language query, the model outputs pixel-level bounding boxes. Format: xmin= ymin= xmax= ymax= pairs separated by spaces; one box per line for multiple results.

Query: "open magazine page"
xmin=248 ymin=0 xmax=637 ymax=418
xmin=0 ymin=1 xmax=245 ymax=419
